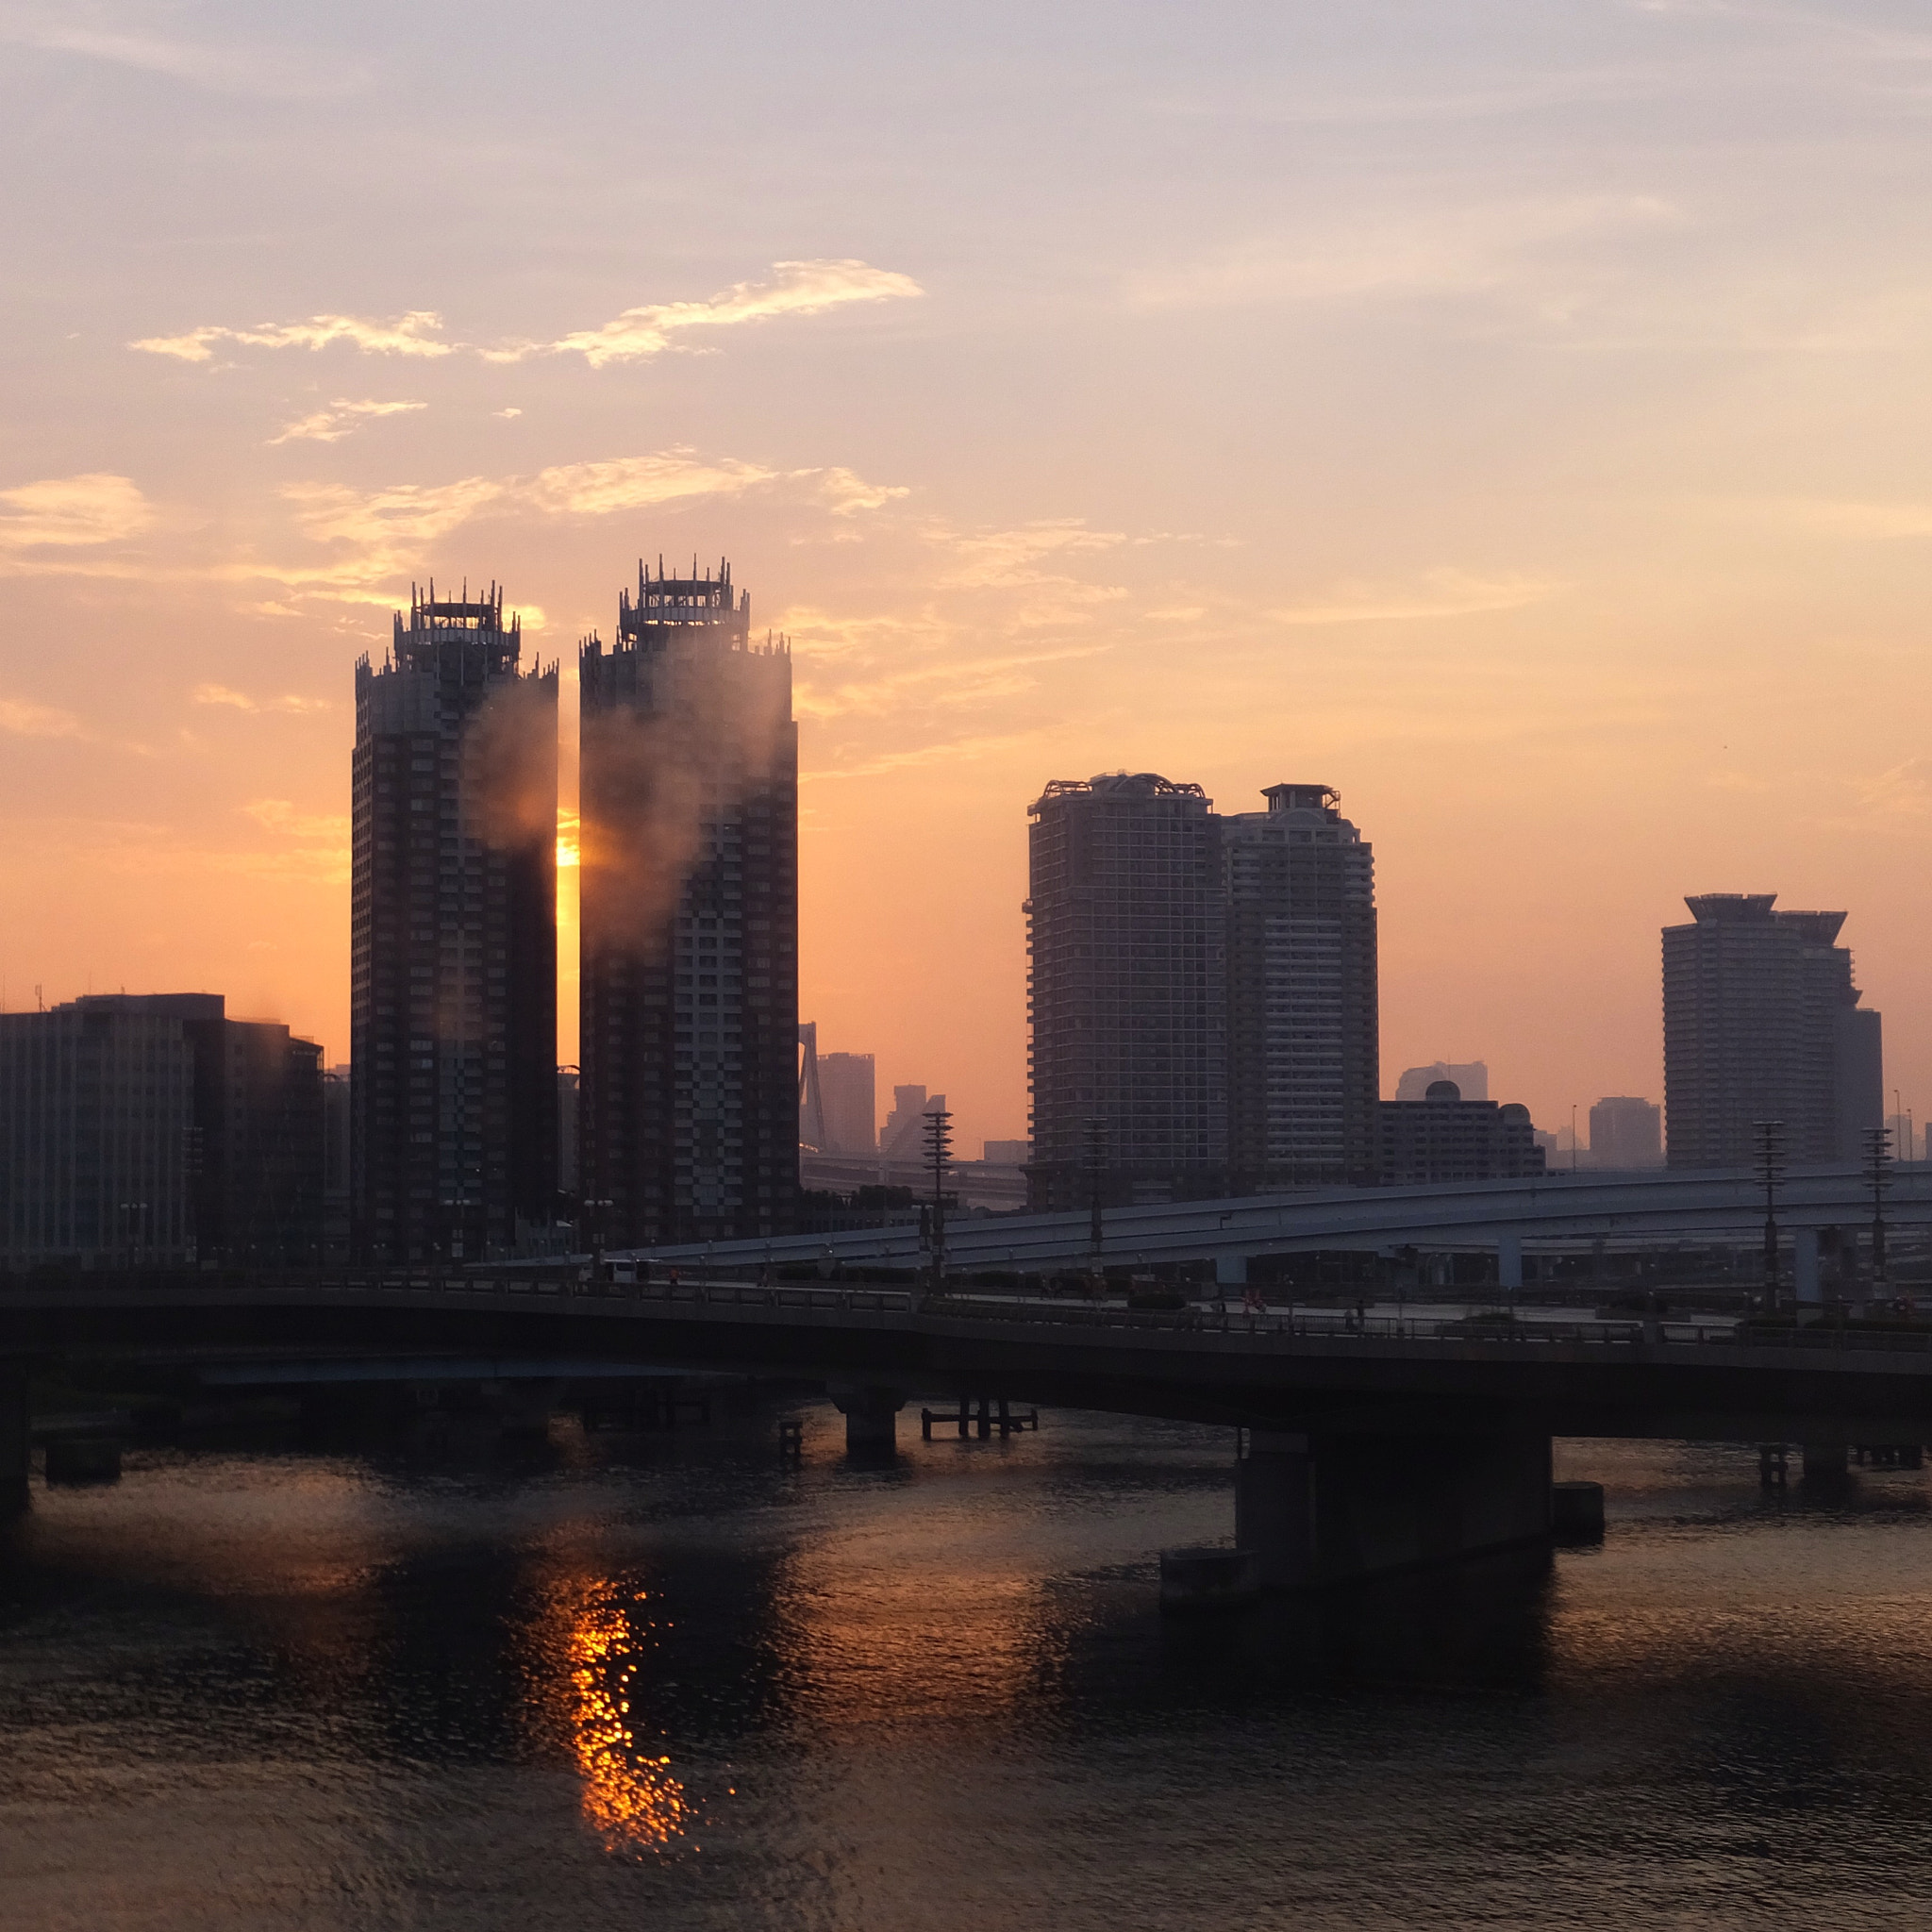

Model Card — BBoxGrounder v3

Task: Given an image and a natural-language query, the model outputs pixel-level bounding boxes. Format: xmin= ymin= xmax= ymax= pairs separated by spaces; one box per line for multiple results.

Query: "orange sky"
xmin=6 ymin=2 xmax=1932 ymax=1155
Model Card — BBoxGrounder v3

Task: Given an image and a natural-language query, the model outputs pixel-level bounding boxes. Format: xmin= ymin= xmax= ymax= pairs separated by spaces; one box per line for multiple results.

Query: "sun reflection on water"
xmin=547 ymin=1578 xmax=694 ymax=1856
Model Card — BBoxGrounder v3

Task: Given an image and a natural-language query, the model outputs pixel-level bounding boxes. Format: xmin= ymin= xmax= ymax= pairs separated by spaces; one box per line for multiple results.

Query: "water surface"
xmin=5 ymin=1402 xmax=1932 ymax=1929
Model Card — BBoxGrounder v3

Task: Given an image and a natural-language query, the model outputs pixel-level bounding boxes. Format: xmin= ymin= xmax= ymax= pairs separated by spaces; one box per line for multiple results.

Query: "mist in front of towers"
xmin=471 ymin=675 xmax=562 ymax=856
xmin=578 ymin=558 xmax=791 ymax=950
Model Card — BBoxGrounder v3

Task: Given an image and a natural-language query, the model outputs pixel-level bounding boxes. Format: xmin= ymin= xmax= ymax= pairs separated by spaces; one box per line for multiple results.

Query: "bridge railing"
xmin=419 ymin=1274 xmax=918 ymax=1317
xmin=29 ymin=1270 xmax=1932 ymax=1358
xmin=920 ymin=1296 xmax=1932 ymax=1356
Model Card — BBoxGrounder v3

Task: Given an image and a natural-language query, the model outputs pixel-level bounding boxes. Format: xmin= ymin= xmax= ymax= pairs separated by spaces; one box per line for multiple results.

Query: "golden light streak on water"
xmin=552 ymin=1579 xmax=694 ymax=1856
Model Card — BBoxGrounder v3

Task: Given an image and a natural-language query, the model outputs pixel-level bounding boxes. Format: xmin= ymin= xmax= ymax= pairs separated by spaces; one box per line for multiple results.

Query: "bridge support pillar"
xmin=1497 ymin=1232 xmax=1524 ymax=1293
xmin=828 ymin=1384 xmax=904 ymax=1452
xmin=1 ymin=1360 xmax=28 ymax=1517
xmin=1236 ymin=1429 xmax=1553 ymax=1591
xmin=489 ymin=1378 xmax=561 ymax=1438
xmin=1236 ymin=1432 xmax=1315 ymax=1588
xmin=1793 ymin=1227 xmax=1822 ymax=1306
xmin=1215 ymin=1253 xmax=1249 ymax=1287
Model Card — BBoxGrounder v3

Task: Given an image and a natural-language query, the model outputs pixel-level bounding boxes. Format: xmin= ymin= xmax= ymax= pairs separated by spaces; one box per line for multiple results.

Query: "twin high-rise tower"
xmin=578 ymin=561 xmax=799 ymax=1247
xmin=1025 ymin=774 xmax=1380 ymax=1208
xmin=351 ymin=588 xmax=558 ymax=1262
xmin=351 ymin=561 xmax=798 ymax=1263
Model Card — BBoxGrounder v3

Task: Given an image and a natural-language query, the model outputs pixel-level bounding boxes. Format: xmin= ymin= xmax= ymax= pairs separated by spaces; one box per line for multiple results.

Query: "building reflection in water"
xmin=534 ymin=1574 xmax=694 ymax=1856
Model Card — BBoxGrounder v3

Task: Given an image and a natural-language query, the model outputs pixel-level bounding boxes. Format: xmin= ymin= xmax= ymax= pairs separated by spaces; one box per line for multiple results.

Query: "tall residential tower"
xmin=1222 ymin=784 xmax=1379 ymax=1189
xmin=351 ymin=587 xmax=558 ymax=1262
xmin=1025 ymin=773 xmax=1383 ymax=1206
xmin=578 ymin=559 xmax=799 ymax=1247
xmin=1025 ymin=773 xmax=1227 ymax=1208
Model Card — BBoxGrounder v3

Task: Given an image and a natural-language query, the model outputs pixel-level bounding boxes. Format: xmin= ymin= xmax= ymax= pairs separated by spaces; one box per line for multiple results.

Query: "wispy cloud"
xmin=931 ymin=520 xmax=1128 ymax=589
xmin=0 ymin=473 xmax=154 ymax=548
xmin=193 ymin=684 xmax=330 ymax=715
xmin=268 ymin=398 xmax=426 ymax=445
xmin=814 ymin=467 xmax=910 ymax=516
xmin=236 ymin=447 xmax=902 ymax=609
xmin=0 ymin=8 xmax=366 ymax=98
xmin=1271 ymin=569 xmax=1557 ymax=625
xmin=796 ymin=643 xmax=1107 ymax=722
xmin=1776 ymin=498 xmax=1932 ymax=540
xmin=135 ymin=312 xmax=456 ymax=363
xmin=1129 ymin=195 xmax=1678 ymax=312
xmin=543 ymin=259 xmax=924 ymax=367
xmin=131 ymin=260 xmax=924 ymax=368
xmin=242 ymin=798 xmax=350 ymax=841
xmin=803 ymin=730 xmax=1041 ymax=782
xmin=0 ymin=698 xmax=83 ymax=739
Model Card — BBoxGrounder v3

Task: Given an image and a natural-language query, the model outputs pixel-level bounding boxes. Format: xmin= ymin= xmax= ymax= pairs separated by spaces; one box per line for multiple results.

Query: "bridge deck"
xmin=8 ymin=1275 xmax=1932 ymax=1441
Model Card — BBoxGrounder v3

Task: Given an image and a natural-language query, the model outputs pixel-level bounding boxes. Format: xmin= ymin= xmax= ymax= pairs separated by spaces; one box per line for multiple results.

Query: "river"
xmin=5 ymin=1396 xmax=1932 ymax=1929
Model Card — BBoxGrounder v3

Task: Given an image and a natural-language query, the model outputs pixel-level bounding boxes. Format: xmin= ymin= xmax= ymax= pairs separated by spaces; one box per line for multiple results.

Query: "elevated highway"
xmin=629 ymin=1161 xmax=1932 ymax=1289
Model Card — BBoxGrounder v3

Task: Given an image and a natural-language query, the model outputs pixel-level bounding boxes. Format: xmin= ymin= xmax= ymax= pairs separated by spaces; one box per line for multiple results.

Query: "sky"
xmin=6 ymin=0 xmax=1932 ymax=1156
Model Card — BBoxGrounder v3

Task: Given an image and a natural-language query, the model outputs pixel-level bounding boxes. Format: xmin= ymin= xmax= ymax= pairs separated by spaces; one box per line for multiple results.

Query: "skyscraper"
xmin=578 ymin=559 xmax=798 ymax=1247
xmin=1589 ymin=1095 xmax=1662 ymax=1168
xmin=880 ymin=1084 xmax=941 ymax=1159
xmin=818 ymin=1051 xmax=877 ymax=1155
xmin=351 ymin=586 xmax=558 ymax=1263
xmin=1662 ymin=892 xmax=1882 ymax=1169
xmin=1025 ymin=773 xmax=1226 ymax=1208
xmin=1222 ymin=784 xmax=1379 ymax=1189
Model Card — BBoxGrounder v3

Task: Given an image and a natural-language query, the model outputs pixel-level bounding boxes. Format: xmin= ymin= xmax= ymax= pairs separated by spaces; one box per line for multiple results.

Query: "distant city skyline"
xmin=8 ymin=4 xmax=1932 ymax=1162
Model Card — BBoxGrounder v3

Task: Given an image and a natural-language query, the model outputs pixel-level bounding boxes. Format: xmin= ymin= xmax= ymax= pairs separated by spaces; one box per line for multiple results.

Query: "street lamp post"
xmin=924 ymin=1106 xmax=954 ymax=1298
xmin=582 ymin=1197 xmax=614 ymax=1282
xmin=1083 ymin=1117 xmax=1108 ymax=1294
xmin=1864 ymin=1124 xmax=1893 ymax=1309
xmin=1754 ymin=1121 xmax=1787 ymax=1312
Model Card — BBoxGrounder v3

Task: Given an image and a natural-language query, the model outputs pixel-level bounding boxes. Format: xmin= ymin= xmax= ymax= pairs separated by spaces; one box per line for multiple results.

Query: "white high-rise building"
xmin=1222 ymin=784 xmax=1379 ymax=1189
xmin=819 ymin=1052 xmax=877 ymax=1155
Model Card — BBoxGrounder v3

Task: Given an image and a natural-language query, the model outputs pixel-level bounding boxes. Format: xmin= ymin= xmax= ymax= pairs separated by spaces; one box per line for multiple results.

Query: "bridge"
xmin=8 ymin=1265 xmax=1932 ymax=1591
xmin=630 ymin=1161 xmax=1932 ymax=1293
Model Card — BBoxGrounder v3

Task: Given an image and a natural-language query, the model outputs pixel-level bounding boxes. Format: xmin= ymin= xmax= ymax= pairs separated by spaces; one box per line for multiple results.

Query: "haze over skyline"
xmin=6 ymin=1 xmax=1932 ymax=1154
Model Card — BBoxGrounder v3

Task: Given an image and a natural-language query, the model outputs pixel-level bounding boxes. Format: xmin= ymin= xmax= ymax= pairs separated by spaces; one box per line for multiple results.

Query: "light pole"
xmin=1083 ymin=1117 xmax=1108 ymax=1293
xmin=1754 ymin=1120 xmax=1787 ymax=1312
xmin=1864 ymin=1124 xmax=1893 ymax=1307
xmin=924 ymin=1106 xmax=954 ymax=1297
xmin=583 ymin=1197 xmax=614 ymax=1281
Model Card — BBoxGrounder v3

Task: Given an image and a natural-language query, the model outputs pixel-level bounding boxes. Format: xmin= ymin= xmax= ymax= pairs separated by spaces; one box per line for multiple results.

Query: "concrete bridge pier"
xmin=487 ymin=1378 xmax=561 ymax=1438
xmin=1794 ymin=1227 xmax=1822 ymax=1306
xmin=1235 ymin=1432 xmax=1315 ymax=1588
xmin=1236 ymin=1429 xmax=1553 ymax=1591
xmin=1 ymin=1361 xmax=27 ymax=1517
xmin=828 ymin=1383 xmax=905 ymax=1452
xmin=1497 ymin=1232 xmax=1524 ymax=1294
